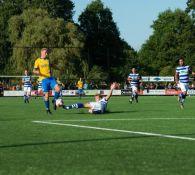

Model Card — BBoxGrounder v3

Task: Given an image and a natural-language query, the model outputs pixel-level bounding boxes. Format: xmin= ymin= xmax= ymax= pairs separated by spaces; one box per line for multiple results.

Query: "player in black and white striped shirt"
xmin=127 ymin=68 xmax=142 ymax=103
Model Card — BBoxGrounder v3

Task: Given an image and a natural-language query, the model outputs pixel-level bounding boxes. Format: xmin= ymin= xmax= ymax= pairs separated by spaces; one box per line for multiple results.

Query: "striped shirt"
xmin=176 ymin=66 xmax=191 ymax=83
xmin=38 ymin=81 xmax=42 ymax=90
xmin=128 ymin=73 xmax=141 ymax=87
xmin=22 ymin=76 xmax=32 ymax=87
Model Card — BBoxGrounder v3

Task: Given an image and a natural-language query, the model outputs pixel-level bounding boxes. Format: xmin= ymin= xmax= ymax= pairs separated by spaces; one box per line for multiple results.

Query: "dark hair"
xmin=178 ymin=56 xmax=184 ymax=62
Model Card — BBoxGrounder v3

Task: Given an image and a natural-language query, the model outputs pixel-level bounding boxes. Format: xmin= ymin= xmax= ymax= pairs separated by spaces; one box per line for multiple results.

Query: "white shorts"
xmin=88 ymin=102 xmax=101 ymax=112
xmin=178 ymin=83 xmax=189 ymax=92
xmin=24 ymin=87 xmax=32 ymax=94
xmin=131 ymin=86 xmax=138 ymax=92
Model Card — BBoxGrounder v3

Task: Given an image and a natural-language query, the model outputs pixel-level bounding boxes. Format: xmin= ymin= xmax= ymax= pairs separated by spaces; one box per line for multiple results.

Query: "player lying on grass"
xmin=62 ymin=83 xmax=117 ymax=114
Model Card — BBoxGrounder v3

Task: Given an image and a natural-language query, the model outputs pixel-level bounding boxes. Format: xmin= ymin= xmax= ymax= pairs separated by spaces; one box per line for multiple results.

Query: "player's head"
xmin=41 ymin=48 xmax=48 ymax=59
xmin=178 ymin=57 xmax=184 ymax=66
xmin=132 ymin=67 xmax=136 ymax=73
xmin=24 ymin=69 xmax=28 ymax=75
xmin=94 ymin=93 xmax=103 ymax=101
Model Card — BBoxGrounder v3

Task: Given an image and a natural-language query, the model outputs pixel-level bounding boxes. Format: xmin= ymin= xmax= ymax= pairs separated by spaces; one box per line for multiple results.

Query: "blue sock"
xmin=54 ymin=91 xmax=60 ymax=101
xmin=65 ymin=103 xmax=84 ymax=110
xmin=44 ymin=100 xmax=50 ymax=110
xmin=180 ymin=93 xmax=186 ymax=99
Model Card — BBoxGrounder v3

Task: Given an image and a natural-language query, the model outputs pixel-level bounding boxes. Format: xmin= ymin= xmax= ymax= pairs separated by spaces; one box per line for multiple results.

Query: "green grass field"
xmin=0 ymin=96 xmax=195 ymax=175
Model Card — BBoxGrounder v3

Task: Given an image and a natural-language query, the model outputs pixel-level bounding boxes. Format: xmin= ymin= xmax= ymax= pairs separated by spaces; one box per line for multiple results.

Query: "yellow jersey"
xmin=77 ymin=80 xmax=83 ymax=89
xmin=34 ymin=58 xmax=51 ymax=81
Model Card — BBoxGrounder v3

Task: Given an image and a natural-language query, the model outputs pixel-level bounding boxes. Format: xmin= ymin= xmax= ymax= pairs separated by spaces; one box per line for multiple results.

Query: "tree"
xmin=78 ymin=0 xmax=126 ymax=80
xmin=0 ymin=0 xmax=74 ymax=74
xmin=8 ymin=8 xmax=84 ymax=78
xmin=186 ymin=0 xmax=195 ymax=18
xmin=23 ymin=0 xmax=74 ymax=21
xmin=139 ymin=9 xmax=195 ymax=75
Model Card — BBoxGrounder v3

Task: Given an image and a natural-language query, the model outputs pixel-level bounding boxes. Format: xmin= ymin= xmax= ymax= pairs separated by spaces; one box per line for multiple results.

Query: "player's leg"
xmin=129 ymin=87 xmax=133 ymax=103
xmin=26 ymin=87 xmax=31 ymax=103
xmin=133 ymin=86 xmax=138 ymax=103
xmin=63 ymin=102 xmax=85 ymax=110
xmin=79 ymin=89 xmax=82 ymax=99
xmin=44 ymin=92 xmax=52 ymax=114
xmin=42 ymin=78 xmax=52 ymax=114
xmin=50 ymin=77 xmax=61 ymax=110
xmin=178 ymin=83 xmax=187 ymax=109
xmin=23 ymin=87 xmax=27 ymax=103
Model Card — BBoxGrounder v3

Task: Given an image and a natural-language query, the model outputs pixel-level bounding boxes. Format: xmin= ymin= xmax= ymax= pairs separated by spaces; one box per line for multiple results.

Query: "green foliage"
xmin=159 ymin=66 xmax=175 ymax=76
xmin=0 ymin=0 xmax=74 ymax=74
xmin=186 ymin=0 xmax=195 ymax=17
xmin=139 ymin=9 xmax=195 ymax=75
xmin=8 ymin=8 xmax=84 ymax=78
xmin=78 ymin=0 xmax=136 ymax=80
xmin=87 ymin=65 xmax=108 ymax=80
xmin=22 ymin=0 xmax=74 ymax=21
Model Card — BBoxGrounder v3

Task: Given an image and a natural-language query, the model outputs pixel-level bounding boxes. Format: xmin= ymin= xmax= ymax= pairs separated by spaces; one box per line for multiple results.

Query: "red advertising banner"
xmin=165 ymin=89 xmax=181 ymax=95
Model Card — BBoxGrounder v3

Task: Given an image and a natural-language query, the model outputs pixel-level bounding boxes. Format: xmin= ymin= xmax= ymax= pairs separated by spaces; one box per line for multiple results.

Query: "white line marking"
xmin=33 ymin=120 xmax=195 ymax=141
xmin=35 ymin=117 xmax=195 ymax=123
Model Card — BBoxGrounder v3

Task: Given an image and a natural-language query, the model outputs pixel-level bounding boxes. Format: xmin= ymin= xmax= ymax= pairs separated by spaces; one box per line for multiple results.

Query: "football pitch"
xmin=0 ymin=96 xmax=195 ymax=175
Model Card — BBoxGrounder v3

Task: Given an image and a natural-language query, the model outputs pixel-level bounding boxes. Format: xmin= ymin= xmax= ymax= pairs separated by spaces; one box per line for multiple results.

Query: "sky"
xmin=72 ymin=0 xmax=187 ymax=51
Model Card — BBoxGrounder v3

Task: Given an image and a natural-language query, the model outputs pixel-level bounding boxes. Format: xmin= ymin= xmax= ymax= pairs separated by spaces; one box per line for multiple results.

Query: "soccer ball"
xmin=55 ymin=98 xmax=63 ymax=107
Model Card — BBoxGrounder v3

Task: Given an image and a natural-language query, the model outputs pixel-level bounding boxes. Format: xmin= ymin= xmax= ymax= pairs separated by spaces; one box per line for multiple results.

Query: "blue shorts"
xmin=77 ymin=89 xmax=84 ymax=95
xmin=42 ymin=77 xmax=57 ymax=92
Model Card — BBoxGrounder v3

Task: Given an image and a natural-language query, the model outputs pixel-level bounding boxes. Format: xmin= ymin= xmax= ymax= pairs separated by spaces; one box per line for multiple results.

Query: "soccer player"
xmin=76 ymin=77 xmax=84 ymax=99
xmin=33 ymin=48 xmax=61 ymax=114
xmin=22 ymin=69 xmax=32 ymax=103
xmin=63 ymin=83 xmax=117 ymax=114
xmin=175 ymin=57 xmax=195 ymax=109
xmin=127 ymin=68 xmax=141 ymax=103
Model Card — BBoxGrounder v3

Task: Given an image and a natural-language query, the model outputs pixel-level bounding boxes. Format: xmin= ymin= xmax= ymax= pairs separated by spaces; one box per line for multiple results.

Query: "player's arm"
xmin=175 ymin=71 xmax=179 ymax=84
xmin=105 ymin=83 xmax=116 ymax=101
xmin=138 ymin=75 xmax=142 ymax=81
xmin=127 ymin=76 xmax=132 ymax=83
xmin=33 ymin=68 xmax=40 ymax=76
xmin=189 ymin=66 xmax=195 ymax=76
xmin=22 ymin=77 xmax=25 ymax=84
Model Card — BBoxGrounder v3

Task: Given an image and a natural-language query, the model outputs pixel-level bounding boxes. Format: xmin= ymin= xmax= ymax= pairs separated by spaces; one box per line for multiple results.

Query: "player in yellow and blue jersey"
xmin=33 ymin=48 xmax=61 ymax=114
xmin=76 ymin=78 xmax=84 ymax=99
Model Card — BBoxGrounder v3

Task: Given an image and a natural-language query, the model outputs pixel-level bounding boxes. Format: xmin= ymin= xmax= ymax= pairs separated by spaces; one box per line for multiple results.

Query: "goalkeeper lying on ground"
xmin=63 ymin=83 xmax=117 ymax=114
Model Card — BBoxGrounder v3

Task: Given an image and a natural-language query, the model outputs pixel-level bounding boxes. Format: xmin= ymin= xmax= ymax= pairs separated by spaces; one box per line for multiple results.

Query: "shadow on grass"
xmin=71 ymin=110 xmax=137 ymax=115
xmin=0 ymin=135 xmax=153 ymax=149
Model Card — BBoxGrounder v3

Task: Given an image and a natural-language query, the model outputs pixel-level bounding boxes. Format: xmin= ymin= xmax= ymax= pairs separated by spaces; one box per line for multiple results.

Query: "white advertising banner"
xmin=99 ymin=90 xmax=121 ymax=96
xmin=143 ymin=90 xmax=166 ymax=95
xmin=142 ymin=76 xmax=174 ymax=82
xmin=188 ymin=90 xmax=195 ymax=95
xmin=84 ymin=90 xmax=99 ymax=96
xmin=61 ymin=90 xmax=76 ymax=96
xmin=4 ymin=91 xmax=24 ymax=96
xmin=142 ymin=76 xmax=150 ymax=82
xmin=149 ymin=76 xmax=174 ymax=82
